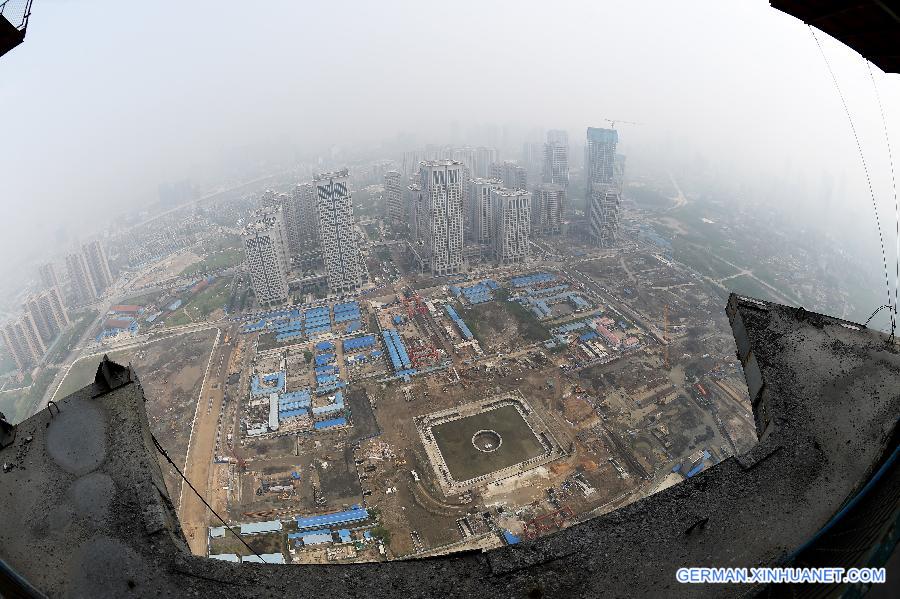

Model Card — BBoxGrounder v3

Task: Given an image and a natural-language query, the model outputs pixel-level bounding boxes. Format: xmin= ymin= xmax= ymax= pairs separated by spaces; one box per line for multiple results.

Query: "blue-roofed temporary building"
xmin=556 ymin=321 xmax=589 ymax=334
xmin=279 ymin=408 xmax=307 ymax=419
xmin=502 ymin=531 xmax=521 ymax=545
xmin=315 ymin=341 xmax=335 ymax=352
xmin=459 ymin=282 xmax=493 ymax=304
xmin=294 ymin=508 xmax=369 ymax=531
xmin=241 ymin=553 xmax=285 ymax=564
xmin=315 ymin=353 xmax=336 ymax=366
xmin=445 ymin=304 xmax=474 ymax=340
xmin=315 ymin=381 xmax=346 ymax=395
xmin=279 ymin=389 xmax=310 ymax=405
xmin=338 ymin=529 xmax=352 ymax=543
xmin=686 ymin=463 xmax=706 ymax=478
xmin=314 ymin=417 xmax=347 ymax=430
xmin=569 ymin=294 xmax=590 ymax=310
xmin=510 ymin=272 xmax=556 ymax=288
xmin=275 ymin=331 xmax=304 ymax=342
xmin=316 ymin=374 xmax=338 ymax=386
xmin=209 ymin=554 xmax=239 ymax=562
xmin=251 ymin=371 xmax=286 ymax=397
xmin=240 ymin=520 xmax=282 ymax=535
xmin=343 ymin=334 xmax=376 ymax=352
xmin=381 ymin=328 xmax=411 ymax=372
xmin=579 ymin=331 xmax=599 ymax=342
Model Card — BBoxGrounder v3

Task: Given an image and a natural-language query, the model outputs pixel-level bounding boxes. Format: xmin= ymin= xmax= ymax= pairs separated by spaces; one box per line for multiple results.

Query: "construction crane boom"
xmin=604 ymin=118 xmax=640 ymax=130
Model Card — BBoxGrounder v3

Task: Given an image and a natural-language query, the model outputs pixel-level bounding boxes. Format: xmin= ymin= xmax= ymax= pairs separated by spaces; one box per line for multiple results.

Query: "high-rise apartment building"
xmin=280 ymin=191 xmax=301 ymax=258
xmin=314 ymin=169 xmax=363 ymax=294
xmin=406 ymin=182 xmax=424 ymax=245
xmin=384 ymin=170 xmax=404 ymax=223
xmin=490 ymin=161 xmax=527 ymax=191
xmin=81 ymin=240 xmax=113 ymax=294
xmin=531 ymin=183 xmax=566 ymax=236
xmin=491 ymin=188 xmax=531 ymax=265
xmin=543 ymin=129 xmax=569 ymax=187
xmin=66 ymin=251 xmax=97 ymax=305
xmin=242 ymin=210 xmax=290 ymax=306
xmin=258 ymin=189 xmax=278 ymax=210
xmin=419 ymin=160 xmax=464 ymax=276
xmin=401 ymin=151 xmax=423 ymax=177
xmin=585 ymin=127 xmax=621 ymax=246
xmin=23 ymin=287 xmax=70 ymax=344
xmin=474 ymin=147 xmax=498 ymax=178
xmin=1 ymin=313 xmax=46 ymax=371
xmin=468 ymin=178 xmax=503 ymax=244
xmin=38 ymin=262 xmax=60 ymax=290
xmin=589 ymin=185 xmax=621 ymax=247
xmin=293 ymin=183 xmax=320 ymax=251
xmin=451 ymin=147 xmax=477 ymax=176
xmin=522 ymin=142 xmax=544 ymax=183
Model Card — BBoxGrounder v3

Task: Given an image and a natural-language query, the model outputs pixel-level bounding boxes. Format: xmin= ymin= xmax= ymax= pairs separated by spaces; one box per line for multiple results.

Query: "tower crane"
xmin=604 ymin=118 xmax=640 ymax=130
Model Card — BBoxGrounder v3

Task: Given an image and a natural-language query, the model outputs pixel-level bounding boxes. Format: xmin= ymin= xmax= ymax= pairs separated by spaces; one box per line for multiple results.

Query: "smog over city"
xmin=0 ymin=1 xmax=898 ymax=596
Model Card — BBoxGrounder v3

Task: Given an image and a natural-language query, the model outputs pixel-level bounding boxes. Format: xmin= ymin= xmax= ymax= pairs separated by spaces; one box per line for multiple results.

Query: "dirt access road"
xmin=177 ymin=327 xmax=235 ymax=555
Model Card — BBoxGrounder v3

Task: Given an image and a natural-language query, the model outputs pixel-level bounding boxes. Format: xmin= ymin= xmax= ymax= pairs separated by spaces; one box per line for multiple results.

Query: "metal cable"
xmin=865 ymin=59 xmax=899 ymax=341
xmin=810 ymin=26 xmax=893 ymax=334
xmin=150 ymin=433 xmax=262 ymax=561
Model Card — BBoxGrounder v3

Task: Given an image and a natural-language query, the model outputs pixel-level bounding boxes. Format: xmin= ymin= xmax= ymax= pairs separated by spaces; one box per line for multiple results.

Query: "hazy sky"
xmin=1 ymin=1 xmax=899 ymax=289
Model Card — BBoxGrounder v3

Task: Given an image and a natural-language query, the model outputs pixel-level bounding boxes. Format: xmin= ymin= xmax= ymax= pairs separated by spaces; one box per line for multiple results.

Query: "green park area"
xmin=180 ymin=248 xmax=244 ymax=277
xmin=164 ymin=278 xmax=233 ymax=327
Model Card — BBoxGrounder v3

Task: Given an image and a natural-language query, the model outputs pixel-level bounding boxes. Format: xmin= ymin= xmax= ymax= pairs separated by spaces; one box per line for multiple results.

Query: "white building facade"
xmin=468 ymin=177 xmax=502 ymax=244
xmin=491 ymin=188 xmax=531 ymax=265
xmin=420 ymin=160 xmax=464 ymax=276
xmin=531 ymin=183 xmax=566 ymax=236
xmin=384 ymin=170 xmax=403 ymax=223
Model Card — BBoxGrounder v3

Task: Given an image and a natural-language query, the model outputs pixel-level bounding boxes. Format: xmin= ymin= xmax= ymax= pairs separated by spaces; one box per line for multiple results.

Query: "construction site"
xmin=190 ymin=256 xmax=756 ymax=563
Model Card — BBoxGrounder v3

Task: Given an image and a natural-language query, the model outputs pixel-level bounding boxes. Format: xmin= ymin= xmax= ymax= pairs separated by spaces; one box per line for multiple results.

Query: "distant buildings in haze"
xmin=585 ymin=127 xmax=621 ymax=247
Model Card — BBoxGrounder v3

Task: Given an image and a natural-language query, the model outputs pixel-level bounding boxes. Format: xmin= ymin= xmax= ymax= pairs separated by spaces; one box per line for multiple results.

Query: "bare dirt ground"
xmin=131 ymin=251 xmax=201 ymax=288
xmin=177 ymin=328 xmax=230 ymax=555
xmin=140 ymin=330 xmax=220 ymax=503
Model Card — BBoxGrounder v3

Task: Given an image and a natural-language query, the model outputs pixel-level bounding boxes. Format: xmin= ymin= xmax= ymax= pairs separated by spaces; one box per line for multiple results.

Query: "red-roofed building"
xmin=104 ymin=318 xmax=135 ymax=330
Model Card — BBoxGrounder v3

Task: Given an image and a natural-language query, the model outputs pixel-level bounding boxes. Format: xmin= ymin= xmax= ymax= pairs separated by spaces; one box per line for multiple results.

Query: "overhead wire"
xmin=809 ymin=25 xmax=894 ymax=339
xmin=150 ymin=433 xmax=263 ymax=561
xmin=865 ymin=59 xmax=899 ymax=340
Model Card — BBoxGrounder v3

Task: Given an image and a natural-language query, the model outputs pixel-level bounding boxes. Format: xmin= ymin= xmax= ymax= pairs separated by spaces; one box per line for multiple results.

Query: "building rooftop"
xmin=420 ymin=159 xmax=462 ymax=168
xmin=0 ymin=297 xmax=897 ymax=597
xmin=312 ymin=169 xmax=350 ymax=181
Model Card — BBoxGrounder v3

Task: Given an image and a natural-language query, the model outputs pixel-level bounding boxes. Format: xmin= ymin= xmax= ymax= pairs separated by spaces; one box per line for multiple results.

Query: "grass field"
xmin=431 ymin=405 xmax=545 ymax=481
xmin=164 ymin=278 xmax=232 ymax=327
xmin=180 ymin=249 xmax=244 ymax=277
xmin=0 ymin=366 xmax=59 ymax=424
